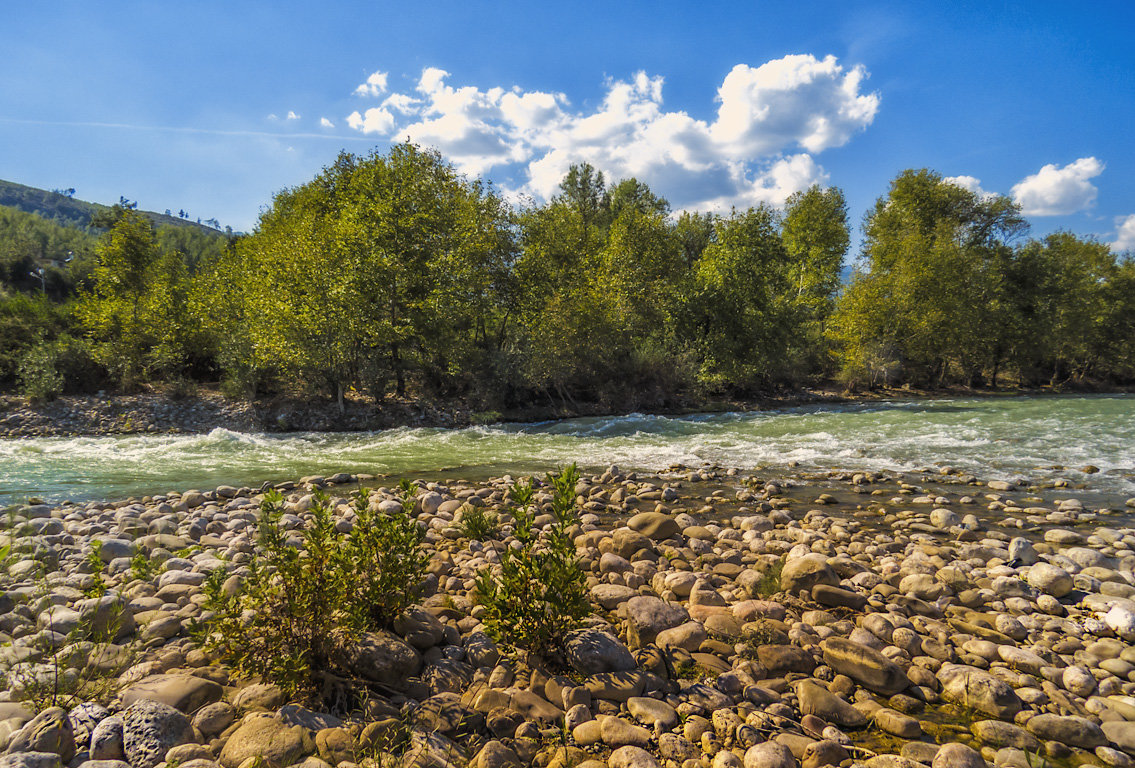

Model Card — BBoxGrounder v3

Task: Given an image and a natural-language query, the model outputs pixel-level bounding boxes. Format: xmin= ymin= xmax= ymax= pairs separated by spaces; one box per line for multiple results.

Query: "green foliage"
xmin=349 ymin=484 xmax=429 ymax=629
xmin=829 ymin=170 xmax=1134 ymax=388
xmin=474 ymin=465 xmax=589 ymax=661
xmin=130 ymin=551 xmax=160 ymax=582
xmin=457 ymin=505 xmax=496 ymax=541
xmin=196 ymin=486 xmax=428 ymax=703
xmin=18 ymin=342 xmax=64 ymax=401
xmin=82 ymin=542 xmax=107 ymax=598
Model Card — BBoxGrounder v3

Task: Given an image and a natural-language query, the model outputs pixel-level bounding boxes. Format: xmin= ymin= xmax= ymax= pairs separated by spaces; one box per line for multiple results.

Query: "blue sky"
xmin=2 ymin=1 xmax=1133 ymax=251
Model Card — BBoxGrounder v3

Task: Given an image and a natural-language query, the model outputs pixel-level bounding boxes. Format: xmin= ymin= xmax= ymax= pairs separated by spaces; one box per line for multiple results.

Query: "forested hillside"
xmin=3 ymin=144 xmax=1132 ymax=408
xmin=0 ymin=179 xmax=229 ymax=233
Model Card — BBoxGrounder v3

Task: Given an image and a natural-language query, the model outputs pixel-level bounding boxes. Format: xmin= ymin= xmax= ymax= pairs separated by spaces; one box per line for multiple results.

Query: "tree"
xmin=608 ymin=178 xmax=670 ymax=219
xmin=781 ymin=185 xmax=849 ymax=372
xmin=77 ymin=210 xmax=192 ymax=387
xmin=556 ymin=163 xmax=609 ymax=233
xmin=221 ymin=143 xmax=516 ymax=410
xmin=829 ymin=169 xmax=1026 ymax=387
xmin=691 ymin=206 xmax=797 ymax=390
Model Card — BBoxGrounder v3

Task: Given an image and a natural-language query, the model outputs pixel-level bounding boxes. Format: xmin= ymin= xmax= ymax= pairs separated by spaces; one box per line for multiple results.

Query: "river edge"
xmin=4 ymin=464 xmax=1135 ymax=768
xmin=2 ymin=383 xmax=1131 ymax=439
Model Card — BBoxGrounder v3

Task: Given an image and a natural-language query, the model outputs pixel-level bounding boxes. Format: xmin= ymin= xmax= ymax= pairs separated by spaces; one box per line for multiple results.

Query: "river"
xmin=2 ymin=394 xmax=1132 ymax=506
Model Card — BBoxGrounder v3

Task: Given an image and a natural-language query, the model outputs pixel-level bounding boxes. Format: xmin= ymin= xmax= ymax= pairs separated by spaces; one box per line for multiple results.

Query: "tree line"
xmin=4 ymin=143 xmax=1133 ymax=407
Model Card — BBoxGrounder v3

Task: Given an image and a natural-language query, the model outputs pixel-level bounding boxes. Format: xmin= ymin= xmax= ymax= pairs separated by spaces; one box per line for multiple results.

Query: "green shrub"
xmin=474 ymin=465 xmax=589 ymax=662
xmin=349 ymin=481 xmax=429 ymax=629
xmin=195 ymin=484 xmax=428 ymax=703
xmin=17 ymin=342 xmax=64 ymax=401
xmin=457 ymin=505 xmax=496 ymax=541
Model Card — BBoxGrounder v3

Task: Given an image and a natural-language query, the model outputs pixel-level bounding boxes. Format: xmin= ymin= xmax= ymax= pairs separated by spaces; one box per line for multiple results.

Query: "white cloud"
xmin=286 ymin=111 xmax=300 ymax=121
xmin=1112 ymin=214 xmax=1135 ymax=252
xmin=346 ymin=107 xmax=394 ymax=135
xmin=711 ymin=56 xmax=879 ymax=155
xmin=945 ymin=175 xmax=994 ymax=199
xmin=343 ymin=55 xmax=880 ymax=209
xmin=1011 ymin=157 xmax=1104 ymax=216
xmin=354 ymin=70 xmax=388 ymax=97
xmin=320 ymin=117 xmax=335 ymax=128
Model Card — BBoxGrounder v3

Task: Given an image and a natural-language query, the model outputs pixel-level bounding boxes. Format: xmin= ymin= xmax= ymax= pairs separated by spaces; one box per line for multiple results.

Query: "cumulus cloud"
xmin=354 ymin=70 xmax=388 ymax=97
xmin=1011 ymin=157 xmax=1104 ymax=216
xmin=346 ymin=107 xmax=394 ymax=135
xmin=343 ymin=55 xmax=879 ymax=209
xmin=286 ymin=111 xmax=300 ymax=121
xmin=320 ymin=117 xmax=335 ymax=128
xmin=1112 ymin=214 xmax=1135 ymax=252
xmin=945 ymin=175 xmax=994 ymax=199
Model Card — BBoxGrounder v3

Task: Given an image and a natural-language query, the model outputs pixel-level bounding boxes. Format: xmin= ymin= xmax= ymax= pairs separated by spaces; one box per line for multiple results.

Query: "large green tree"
xmin=830 ymin=169 xmax=1026 ymax=387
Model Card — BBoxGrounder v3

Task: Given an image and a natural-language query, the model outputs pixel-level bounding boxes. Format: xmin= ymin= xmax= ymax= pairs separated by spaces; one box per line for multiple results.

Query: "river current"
xmin=2 ymin=394 xmax=1132 ymax=506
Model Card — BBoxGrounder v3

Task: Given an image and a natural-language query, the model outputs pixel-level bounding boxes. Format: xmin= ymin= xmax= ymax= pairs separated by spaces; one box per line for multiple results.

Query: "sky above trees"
xmin=2 ymin=1 xmax=1132 ymax=250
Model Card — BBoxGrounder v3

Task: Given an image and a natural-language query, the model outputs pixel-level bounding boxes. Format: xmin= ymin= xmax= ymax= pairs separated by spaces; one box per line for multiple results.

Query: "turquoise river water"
xmin=1 ymin=394 xmax=1133 ymax=506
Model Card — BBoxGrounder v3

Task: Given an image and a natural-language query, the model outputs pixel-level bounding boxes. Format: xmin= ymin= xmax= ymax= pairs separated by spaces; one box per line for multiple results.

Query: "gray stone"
xmin=822 ymin=637 xmax=910 ymax=695
xmin=565 ymin=630 xmax=636 ymax=676
xmin=608 ymin=746 xmax=660 ymax=768
xmin=343 ymin=631 xmax=422 ymax=690
xmin=971 ymin=720 xmax=1040 ymax=751
xmin=937 ymin=664 xmax=1022 ymax=719
xmin=1026 ymin=714 xmax=1106 ymax=750
xmin=1028 ymin=563 xmax=1074 ymax=597
xmin=121 ymin=700 xmax=193 ymax=768
xmin=744 ymin=741 xmax=796 ymax=768
xmin=6 ymin=709 xmax=74 ymax=763
xmin=88 ymin=717 xmax=124 ymax=762
xmin=932 ymin=743 xmax=986 ymax=768
xmin=0 ymin=754 xmax=62 ymax=768
xmin=218 ymin=715 xmax=315 ymax=768
xmin=120 ymin=673 xmax=223 ymax=714
xmin=623 ymin=596 xmax=688 ymax=647
xmin=627 ymin=512 xmax=681 ymax=541
xmin=796 ymin=679 xmax=867 ymax=728
xmin=780 ymin=556 xmax=839 ymax=593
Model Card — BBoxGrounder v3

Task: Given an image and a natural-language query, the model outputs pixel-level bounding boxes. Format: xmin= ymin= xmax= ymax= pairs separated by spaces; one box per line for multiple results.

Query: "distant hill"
xmin=0 ymin=178 xmax=228 ymax=235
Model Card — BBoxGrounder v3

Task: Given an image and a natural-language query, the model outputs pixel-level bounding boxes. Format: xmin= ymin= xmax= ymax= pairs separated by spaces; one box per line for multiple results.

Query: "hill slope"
xmin=0 ymin=178 xmax=226 ymax=234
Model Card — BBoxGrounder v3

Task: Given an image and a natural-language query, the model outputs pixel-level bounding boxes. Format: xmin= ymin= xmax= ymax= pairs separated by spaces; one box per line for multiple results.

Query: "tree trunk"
xmin=391 ymin=343 xmax=405 ymax=397
xmin=337 ymin=382 xmax=345 ymax=415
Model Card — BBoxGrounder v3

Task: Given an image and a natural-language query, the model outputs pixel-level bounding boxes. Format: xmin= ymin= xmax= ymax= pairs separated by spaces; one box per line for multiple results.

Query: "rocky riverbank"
xmin=3 ymin=465 xmax=1135 ymax=768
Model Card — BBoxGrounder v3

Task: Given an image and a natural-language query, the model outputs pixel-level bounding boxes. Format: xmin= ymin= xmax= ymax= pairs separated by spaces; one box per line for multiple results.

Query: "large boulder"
xmin=937 ymin=663 xmax=1022 ymax=719
xmin=6 ymin=708 xmax=74 ymax=763
xmin=821 ymin=638 xmax=910 ymax=695
xmin=119 ymin=674 xmax=223 ymax=714
xmin=779 ymin=556 xmax=839 ymax=594
xmin=218 ymin=715 xmax=315 ymax=768
xmin=623 ymin=596 xmax=688 ymax=648
xmin=1025 ymin=714 xmax=1106 ymax=750
xmin=627 ymin=513 xmax=680 ymax=541
xmin=121 ymin=700 xmax=193 ymax=768
xmin=795 ymin=679 xmax=867 ymax=728
xmin=565 ymin=630 xmax=636 ymax=676
xmin=1027 ymin=563 xmax=1074 ymax=598
xmin=343 ymin=631 xmax=422 ymax=689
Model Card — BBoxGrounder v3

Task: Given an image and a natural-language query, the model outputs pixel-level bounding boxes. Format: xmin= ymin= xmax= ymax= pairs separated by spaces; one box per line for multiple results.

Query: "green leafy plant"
xmin=17 ymin=341 xmax=64 ymax=402
xmin=130 ymin=551 xmax=160 ymax=582
xmin=349 ymin=483 xmax=429 ymax=628
xmin=195 ymin=484 xmax=429 ymax=704
xmin=457 ymin=505 xmax=496 ymax=541
xmin=474 ymin=464 xmax=589 ymax=662
xmin=82 ymin=542 xmax=107 ymax=598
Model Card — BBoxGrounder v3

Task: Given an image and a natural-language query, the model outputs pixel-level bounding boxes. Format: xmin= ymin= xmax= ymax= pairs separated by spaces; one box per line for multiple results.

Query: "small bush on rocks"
xmin=457 ymin=505 xmax=496 ymax=541
xmin=195 ymin=484 xmax=428 ymax=703
xmin=474 ymin=464 xmax=589 ymax=663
